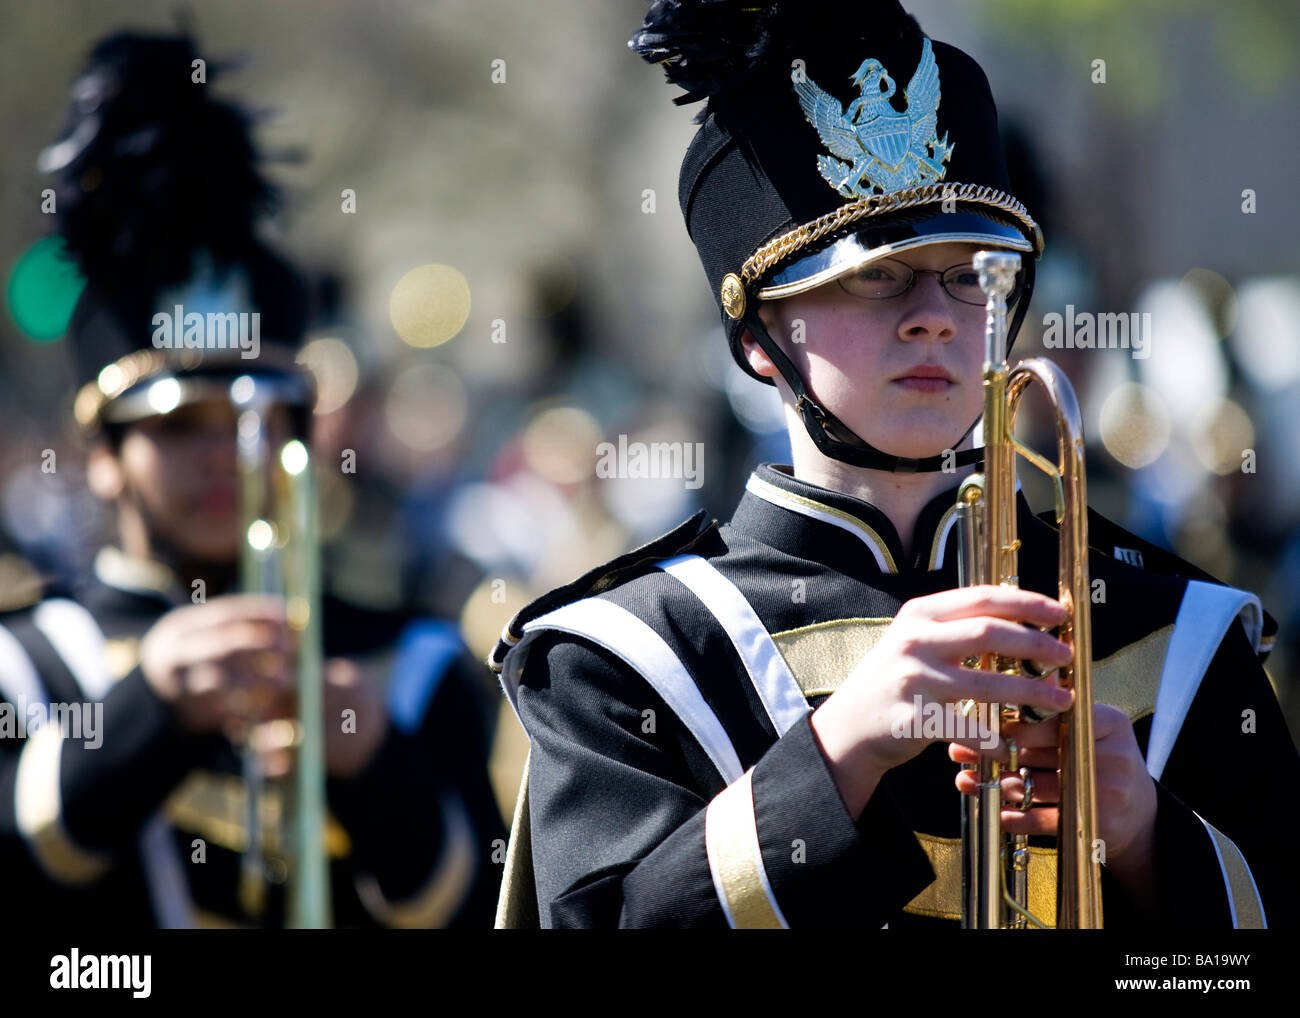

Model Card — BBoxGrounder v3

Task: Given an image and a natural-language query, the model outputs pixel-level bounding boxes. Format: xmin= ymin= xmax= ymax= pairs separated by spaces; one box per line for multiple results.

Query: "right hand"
xmin=809 ymin=585 xmax=1075 ymax=819
xmin=139 ymin=595 xmax=296 ymax=736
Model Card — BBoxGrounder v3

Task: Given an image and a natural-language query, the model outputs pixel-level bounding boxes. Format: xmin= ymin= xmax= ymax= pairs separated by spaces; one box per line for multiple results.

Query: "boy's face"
xmin=93 ymin=399 xmax=292 ymax=564
xmin=750 ymin=241 xmax=996 ymax=461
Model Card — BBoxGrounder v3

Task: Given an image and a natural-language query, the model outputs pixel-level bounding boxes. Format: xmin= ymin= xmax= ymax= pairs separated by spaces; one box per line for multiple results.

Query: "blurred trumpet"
xmin=232 ymin=374 xmax=331 ymax=929
xmin=955 ymin=251 xmax=1103 ymax=930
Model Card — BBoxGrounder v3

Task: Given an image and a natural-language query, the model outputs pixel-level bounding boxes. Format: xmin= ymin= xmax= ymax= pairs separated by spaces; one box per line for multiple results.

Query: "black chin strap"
xmin=744 ymin=259 xmax=1035 ymax=474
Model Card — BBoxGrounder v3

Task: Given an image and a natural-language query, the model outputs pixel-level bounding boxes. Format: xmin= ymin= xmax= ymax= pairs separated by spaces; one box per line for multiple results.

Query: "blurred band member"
xmin=0 ymin=31 xmax=503 ymax=928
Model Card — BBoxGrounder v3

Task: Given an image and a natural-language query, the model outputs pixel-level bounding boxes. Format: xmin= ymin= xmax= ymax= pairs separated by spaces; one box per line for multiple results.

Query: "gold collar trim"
xmin=745 ymin=473 xmax=898 ymax=573
xmin=94 ymin=546 xmax=181 ymax=601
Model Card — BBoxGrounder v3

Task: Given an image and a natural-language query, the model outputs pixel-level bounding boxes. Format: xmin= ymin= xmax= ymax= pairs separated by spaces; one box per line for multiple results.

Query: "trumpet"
xmin=955 ymin=251 xmax=1103 ymax=929
xmin=232 ymin=374 xmax=331 ymax=929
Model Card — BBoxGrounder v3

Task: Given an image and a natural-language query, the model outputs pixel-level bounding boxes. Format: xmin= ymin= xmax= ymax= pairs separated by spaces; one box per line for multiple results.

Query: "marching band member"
xmin=491 ymin=1 xmax=1297 ymax=929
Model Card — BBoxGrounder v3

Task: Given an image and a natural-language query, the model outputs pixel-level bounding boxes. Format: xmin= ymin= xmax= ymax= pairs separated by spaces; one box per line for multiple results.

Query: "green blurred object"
xmin=6 ymin=237 xmax=86 ymax=342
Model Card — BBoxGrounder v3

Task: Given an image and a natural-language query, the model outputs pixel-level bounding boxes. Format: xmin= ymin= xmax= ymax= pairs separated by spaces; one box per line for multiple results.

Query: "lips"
xmin=195 ymin=488 xmax=239 ymax=514
xmin=892 ymin=364 xmax=955 ymax=392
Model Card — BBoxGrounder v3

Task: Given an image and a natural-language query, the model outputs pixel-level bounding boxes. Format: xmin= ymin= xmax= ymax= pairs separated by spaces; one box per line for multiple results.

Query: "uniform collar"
xmin=93 ymin=546 xmax=184 ymax=603
xmin=732 ymin=464 xmax=972 ymax=575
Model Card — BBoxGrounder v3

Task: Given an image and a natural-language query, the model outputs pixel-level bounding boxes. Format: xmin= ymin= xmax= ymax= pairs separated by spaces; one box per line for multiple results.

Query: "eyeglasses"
xmin=837 ymin=258 xmax=1019 ymax=307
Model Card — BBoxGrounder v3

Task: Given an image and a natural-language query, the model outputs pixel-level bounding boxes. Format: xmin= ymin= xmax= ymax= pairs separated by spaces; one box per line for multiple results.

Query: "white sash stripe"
xmin=920 ymin=481 xmax=1266 ymax=785
xmin=31 ymin=597 xmax=196 ymax=926
xmin=505 ymin=598 xmax=744 ymax=785
xmin=0 ymin=623 xmax=49 ymax=705
xmin=1147 ymin=581 xmax=1261 ymax=781
xmin=657 ymin=554 xmax=809 ymax=737
xmin=32 ymin=599 xmax=116 ymax=700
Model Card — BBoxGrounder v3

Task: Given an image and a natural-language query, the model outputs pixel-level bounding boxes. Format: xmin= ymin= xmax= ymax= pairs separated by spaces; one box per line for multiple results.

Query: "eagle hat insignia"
xmin=794 ymin=37 xmax=954 ymax=198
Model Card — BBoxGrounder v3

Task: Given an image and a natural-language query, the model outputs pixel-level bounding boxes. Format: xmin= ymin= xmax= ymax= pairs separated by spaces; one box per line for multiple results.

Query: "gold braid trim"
xmin=738 ymin=182 xmax=1042 ymax=287
xmin=73 ymin=344 xmax=307 ymax=431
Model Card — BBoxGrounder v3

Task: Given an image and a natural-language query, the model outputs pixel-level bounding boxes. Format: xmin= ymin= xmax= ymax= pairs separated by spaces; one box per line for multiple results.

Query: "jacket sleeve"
xmin=1 ymin=665 xmax=198 ymax=887
xmin=517 ymin=632 xmax=935 ymax=929
xmin=1140 ymin=619 xmax=1300 ymax=928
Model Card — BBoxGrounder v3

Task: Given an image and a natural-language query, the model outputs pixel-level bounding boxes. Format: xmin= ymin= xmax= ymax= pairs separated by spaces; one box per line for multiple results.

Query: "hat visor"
xmin=757 ymin=208 xmax=1032 ymax=301
xmin=94 ymin=351 xmax=313 ymax=427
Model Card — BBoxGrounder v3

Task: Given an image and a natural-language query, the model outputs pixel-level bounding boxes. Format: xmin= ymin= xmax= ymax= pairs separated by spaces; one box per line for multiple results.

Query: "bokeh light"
xmin=383 ymin=361 xmax=467 ymax=453
xmin=1232 ymin=278 xmax=1300 ymax=392
xmin=389 ymin=264 xmax=471 ymax=348
xmin=1191 ymin=398 xmax=1254 ymax=476
xmin=1098 ymin=381 xmax=1171 ymax=469
xmin=520 ymin=406 xmax=601 ymax=487
xmin=6 ymin=237 xmax=85 ymax=341
xmin=297 ymin=336 xmax=359 ymax=415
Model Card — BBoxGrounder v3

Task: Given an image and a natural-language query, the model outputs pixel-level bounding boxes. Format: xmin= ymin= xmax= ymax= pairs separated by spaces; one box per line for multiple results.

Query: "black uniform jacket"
xmin=0 ymin=547 xmax=504 ymax=928
xmin=493 ymin=464 xmax=1295 ymax=929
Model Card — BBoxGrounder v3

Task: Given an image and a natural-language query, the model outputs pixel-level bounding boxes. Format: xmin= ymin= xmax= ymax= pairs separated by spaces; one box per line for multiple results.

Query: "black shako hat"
xmin=631 ymin=1 xmax=1042 ymax=473
xmin=41 ymin=30 xmax=312 ymax=436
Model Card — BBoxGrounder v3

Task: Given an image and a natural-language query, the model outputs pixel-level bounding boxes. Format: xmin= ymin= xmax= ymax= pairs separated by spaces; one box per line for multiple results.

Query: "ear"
xmin=86 ymin=441 xmax=125 ymax=501
xmin=739 ymin=327 xmax=782 ymax=381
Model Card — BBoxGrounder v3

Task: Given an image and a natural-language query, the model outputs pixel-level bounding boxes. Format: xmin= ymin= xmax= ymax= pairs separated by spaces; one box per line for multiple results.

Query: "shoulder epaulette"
xmin=488 ymin=510 xmax=717 ymax=674
xmin=1039 ymin=505 xmax=1278 ymax=661
xmin=0 ymin=555 xmax=57 ymax=615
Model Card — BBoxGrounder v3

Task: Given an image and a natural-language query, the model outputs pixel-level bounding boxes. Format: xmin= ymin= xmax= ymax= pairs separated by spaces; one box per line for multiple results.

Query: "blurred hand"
xmin=322 ymin=657 xmax=389 ymax=779
xmin=139 ymin=595 xmax=295 ymax=735
xmin=247 ymin=658 xmax=390 ymax=780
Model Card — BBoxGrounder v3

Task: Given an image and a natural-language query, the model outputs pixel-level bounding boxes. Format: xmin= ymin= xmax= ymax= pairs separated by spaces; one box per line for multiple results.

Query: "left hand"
xmin=949 ymin=702 xmax=1158 ymax=866
xmin=252 ymin=657 xmax=390 ymax=780
xmin=321 ymin=657 xmax=390 ymax=779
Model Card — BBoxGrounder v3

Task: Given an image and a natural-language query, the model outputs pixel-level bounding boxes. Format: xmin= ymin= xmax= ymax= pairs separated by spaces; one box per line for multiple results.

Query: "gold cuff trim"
xmin=1201 ymin=820 xmax=1266 ymax=929
xmin=705 ymin=768 xmax=786 ymax=929
xmin=356 ymin=792 xmax=478 ymax=928
xmin=737 ymin=182 xmax=1043 ymax=292
xmin=14 ymin=725 xmax=111 ymax=884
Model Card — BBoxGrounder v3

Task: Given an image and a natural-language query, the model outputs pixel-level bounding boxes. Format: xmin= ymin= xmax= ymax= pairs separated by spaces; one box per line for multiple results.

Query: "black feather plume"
xmin=41 ymin=31 xmax=278 ymax=297
xmin=630 ymin=0 xmax=922 ymax=121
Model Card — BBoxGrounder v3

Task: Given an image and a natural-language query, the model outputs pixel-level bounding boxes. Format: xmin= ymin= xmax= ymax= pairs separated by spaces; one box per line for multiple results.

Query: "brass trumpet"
xmin=232 ymin=374 xmax=331 ymax=929
xmin=955 ymin=251 xmax=1103 ymax=929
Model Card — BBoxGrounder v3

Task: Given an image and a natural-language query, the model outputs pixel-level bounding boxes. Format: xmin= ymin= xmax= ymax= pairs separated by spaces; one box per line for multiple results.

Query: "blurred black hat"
xmin=631 ymin=0 xmax=1042 ymax=472
xmin=41 ymin=30 xmax=312 ymax=434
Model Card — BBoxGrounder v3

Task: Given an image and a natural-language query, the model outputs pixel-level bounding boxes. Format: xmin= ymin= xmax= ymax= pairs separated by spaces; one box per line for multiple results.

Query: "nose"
xmin=897 ymin=271 xmax=958 ymax=343
xmin=197 ymin=426 xmax=239 ymax=471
